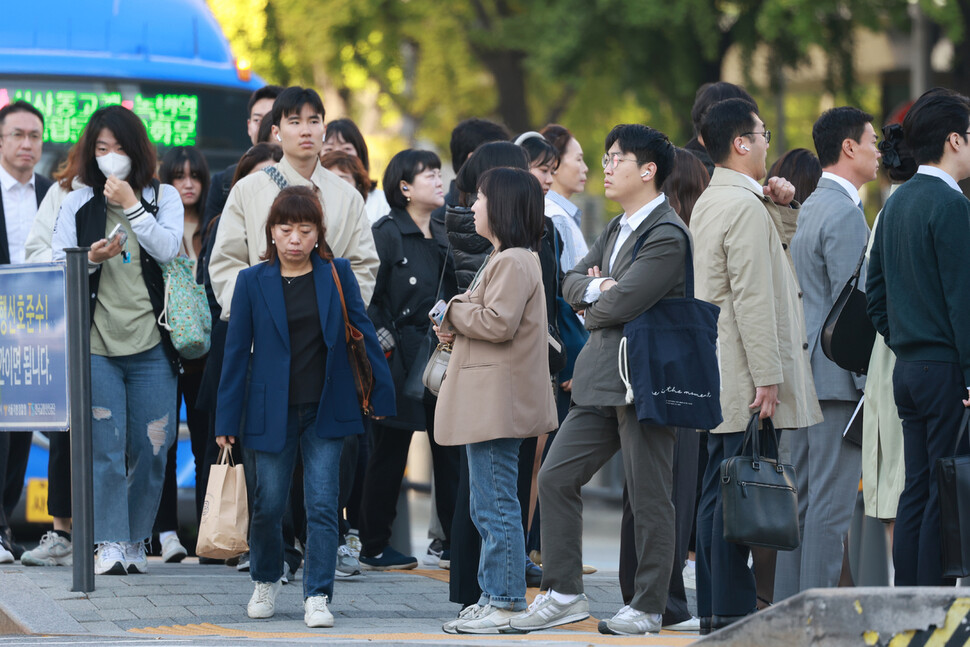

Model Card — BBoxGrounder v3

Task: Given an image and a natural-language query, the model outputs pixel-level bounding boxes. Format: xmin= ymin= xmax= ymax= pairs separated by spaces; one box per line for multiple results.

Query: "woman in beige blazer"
xmin=434 ymin=168 xmax=558 ymax=634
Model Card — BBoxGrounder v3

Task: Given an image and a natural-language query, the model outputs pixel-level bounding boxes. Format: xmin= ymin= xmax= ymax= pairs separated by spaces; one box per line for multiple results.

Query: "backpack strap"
xmin=263 ymin=166 xmax=289 ymax=191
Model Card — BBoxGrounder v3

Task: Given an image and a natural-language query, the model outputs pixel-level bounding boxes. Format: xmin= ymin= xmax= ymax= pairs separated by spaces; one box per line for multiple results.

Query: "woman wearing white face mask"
xmin=52 ymin=106 xmax=183 ymax=576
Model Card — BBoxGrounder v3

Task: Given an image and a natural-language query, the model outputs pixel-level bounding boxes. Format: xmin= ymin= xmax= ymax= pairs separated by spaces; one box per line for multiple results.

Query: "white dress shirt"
xmin=0 ymin=164 xmax=38 ymax=265
xmin=584 ymin=192 xmax=666 ymax=303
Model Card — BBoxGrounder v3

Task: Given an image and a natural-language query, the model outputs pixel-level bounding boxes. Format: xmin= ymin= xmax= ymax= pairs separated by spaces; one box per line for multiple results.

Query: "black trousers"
xmin=358 ymin=402 xmax=460 ymax=557
xmin=46 ymin=431 xmax=72 ymax=519
xmin=0 ymin=431 xmax=32 ymax=529
xmin=155 ymin=368 xmax=210 ymax=533
xmin=696 ymin=431 xmax=756 ymax=617
xmin=619 ymin=427 xmax=698 ymax=625
xmin=892 ymin=359 xmax=969 ymax=586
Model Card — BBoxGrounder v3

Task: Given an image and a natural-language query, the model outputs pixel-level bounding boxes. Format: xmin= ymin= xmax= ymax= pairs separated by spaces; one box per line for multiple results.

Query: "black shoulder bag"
xmin=820 ymin=242 xmax=876 ymax=375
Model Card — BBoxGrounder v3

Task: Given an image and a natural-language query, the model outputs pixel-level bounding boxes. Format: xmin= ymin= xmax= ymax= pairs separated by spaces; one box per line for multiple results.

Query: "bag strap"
xmin=330 ymin=262 xmax=351 ymax=342
xmin=618 ymin=336 xmax=634 ymax=404
xmin=217 ymin=444 xmax=235 ymax=466
xmin=263 ymin=166 xmax=289 ymax=191
xmin=847 ymin=238 xmax=870 ymax=287
xmin=952 ymin=409 xmax=970 ymax=455
xmin=631 ymin=220 xmax=694 ymax=298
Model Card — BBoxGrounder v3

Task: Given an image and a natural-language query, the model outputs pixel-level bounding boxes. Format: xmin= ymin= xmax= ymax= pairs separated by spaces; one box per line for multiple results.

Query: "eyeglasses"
xmin=601 ymin=152 xmax=639 ymax=171
xmin=0 ymin=131 xmax=43 ymax=145
xmin=741 ymin=129 xmax=771 ymax=144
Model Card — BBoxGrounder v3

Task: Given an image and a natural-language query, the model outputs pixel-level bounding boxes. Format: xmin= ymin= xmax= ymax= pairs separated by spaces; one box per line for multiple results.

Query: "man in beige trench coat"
xmin=688 ymin=97 xmax=822 ymax=633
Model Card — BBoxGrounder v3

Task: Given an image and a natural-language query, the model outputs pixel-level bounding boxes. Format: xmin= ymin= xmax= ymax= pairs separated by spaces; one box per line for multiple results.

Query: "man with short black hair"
xmin=200 ymin=85 xmax=283 ymax=240
xmin=867 ymin=87 xmax=970 ymax=586
xmin=0 ymin=99 xmax=53 ymax=563
xmin=685 ymin=82 xmax=756 ymax=177
xmin=775 ymin=106 xmax=880 ymax=599
xmin=432 ymin=118 xmax=510 ymax=220
xmin=690 ymin=98 xmax=821 ymax=631
xmin=508 ymin=124 xmax=686 ymax=637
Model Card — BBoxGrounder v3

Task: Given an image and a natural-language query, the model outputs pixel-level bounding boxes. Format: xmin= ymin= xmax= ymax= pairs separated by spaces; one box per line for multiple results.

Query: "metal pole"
xmin=66 ymin=248 xmax=94 ymax=593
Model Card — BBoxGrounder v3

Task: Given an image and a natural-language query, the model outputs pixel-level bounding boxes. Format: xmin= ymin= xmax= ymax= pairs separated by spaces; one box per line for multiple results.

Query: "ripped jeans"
xmin=91 ymin=344 xmax=177 ymax=544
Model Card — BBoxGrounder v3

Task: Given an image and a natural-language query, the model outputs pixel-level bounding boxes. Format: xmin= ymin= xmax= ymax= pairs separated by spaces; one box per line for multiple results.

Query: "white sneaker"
xmin=304 ymin=595 xmax=334 ymax=628
xmin=442 ymin=604 xmax=482 ymax=634
xmin=22 ymin=531 xmax=72 ymax=566
xmin=506 ymin=592 xmax=589 ymax=632
xmin=421 ymin=539 xmax=444 ymax=566
xmin=94 ymin=542 xmax=126 ymax=575
xmin=344 ymin=532 xmax=361 ymax=559
xmin=247 ymin=580 xmax=282 ymax=619
xmin=601 ymin=605 xmax=662 ymax=635
xmin=455 ymin=604 xmax=519 ymax=634
xmin=123 ymin=541 xmax=148 ymax=574
xmin=0 ymin=541 xmax=13 ymax=564
xmin=161 ymin=534 xmax=187 ymax=563
xmin=664 ymin=616 xmax=701 ymax=632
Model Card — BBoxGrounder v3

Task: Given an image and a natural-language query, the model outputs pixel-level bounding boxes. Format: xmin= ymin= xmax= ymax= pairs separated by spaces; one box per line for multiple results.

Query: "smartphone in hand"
xmin=108 ymin=223 xmax=128 ymax=248
xmin=429 ymin=299 xmax=447 ymax=326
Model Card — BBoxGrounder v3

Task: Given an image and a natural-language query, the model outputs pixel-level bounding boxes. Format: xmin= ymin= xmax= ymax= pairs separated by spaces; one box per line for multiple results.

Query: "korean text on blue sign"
xmin=0 ymin=264 xmax=68 ymax=431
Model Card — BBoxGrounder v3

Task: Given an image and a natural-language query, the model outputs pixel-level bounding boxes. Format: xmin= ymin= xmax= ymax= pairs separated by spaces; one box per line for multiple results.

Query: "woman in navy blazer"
xmin=216 ymin=186 xmax=394 ymax=629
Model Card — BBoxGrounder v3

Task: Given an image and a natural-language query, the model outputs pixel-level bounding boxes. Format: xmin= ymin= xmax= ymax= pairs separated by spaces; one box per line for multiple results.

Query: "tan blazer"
xmin=208 ymin=156 xmax=379 ymax=318
xmin=434 ymin=247 xmax=558 ymax=446
xmin=690 ymin=167 xmax=822 ymax=433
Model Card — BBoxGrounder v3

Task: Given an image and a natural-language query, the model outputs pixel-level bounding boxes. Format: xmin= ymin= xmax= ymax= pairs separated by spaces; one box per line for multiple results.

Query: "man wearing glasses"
xmin=508 ymin=124 xmax=686 ymax=636
xmin=688 ymin=98 xmax=821 ymax=633
xmin=0 ymin=99 xmax=53 ymax=564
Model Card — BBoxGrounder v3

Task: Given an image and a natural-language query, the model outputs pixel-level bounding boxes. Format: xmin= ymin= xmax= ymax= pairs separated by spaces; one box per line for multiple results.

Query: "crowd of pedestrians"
xmin=0 ymin=77 xmax=968 ymax=636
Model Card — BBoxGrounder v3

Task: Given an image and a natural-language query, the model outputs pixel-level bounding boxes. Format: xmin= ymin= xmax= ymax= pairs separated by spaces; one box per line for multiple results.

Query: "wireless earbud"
xmin=740 ymin=144 xmax=750 ymax=151
xmin=640 ymin=170 xmax=650 ymax=178
xmin=276 ymin=134 xmax=282 ymax=142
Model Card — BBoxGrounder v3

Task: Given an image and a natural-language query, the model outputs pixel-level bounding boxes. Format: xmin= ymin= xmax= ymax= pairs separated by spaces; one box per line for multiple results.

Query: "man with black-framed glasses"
xmin=0 ymin=99 xmax=53 ymax=564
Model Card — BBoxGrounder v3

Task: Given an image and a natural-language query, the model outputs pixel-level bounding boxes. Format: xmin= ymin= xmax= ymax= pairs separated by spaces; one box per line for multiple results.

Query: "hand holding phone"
xmin=429 ymin=299 xmax=447 ymax=326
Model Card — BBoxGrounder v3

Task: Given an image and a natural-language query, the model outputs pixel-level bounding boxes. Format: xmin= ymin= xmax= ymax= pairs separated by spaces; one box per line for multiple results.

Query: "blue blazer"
xmin=216 ymin=255 xmax=395 ymax=453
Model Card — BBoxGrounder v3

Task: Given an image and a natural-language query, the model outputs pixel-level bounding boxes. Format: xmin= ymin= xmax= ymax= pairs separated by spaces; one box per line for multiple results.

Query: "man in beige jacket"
xmin=209 ymin=86 xmax=378 ymax=317
xmin=689 ymin=98 xmax=822 ymax=633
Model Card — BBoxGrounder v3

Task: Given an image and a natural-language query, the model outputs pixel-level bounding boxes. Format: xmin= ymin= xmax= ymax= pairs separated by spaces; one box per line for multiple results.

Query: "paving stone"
xmin=146 ymin=594 xmax=209 ymax=607
xmin=97 ymin=608 xmax=136 ymax=621
xmin=78 ymin=620 xmax=124 ymax=635
xmin=131 ymin=606 xmax=193 ymax=619
xmin=186 ymin=604 xmax=246 ymax=617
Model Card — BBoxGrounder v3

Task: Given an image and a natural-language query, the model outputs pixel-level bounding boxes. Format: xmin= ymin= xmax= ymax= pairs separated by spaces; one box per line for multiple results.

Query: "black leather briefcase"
xmin=821 ymin=244 xmax=876 ymax=375
xmin=937 ymin=410 xmax=970 ymax=578
xmin=721 ymin=414 xmax=800 ymax=551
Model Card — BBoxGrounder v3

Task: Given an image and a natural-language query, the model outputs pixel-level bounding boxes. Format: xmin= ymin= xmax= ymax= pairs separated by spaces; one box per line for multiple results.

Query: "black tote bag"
xmin=821 ymin=243 xmax=876 ymax=375
xmin=619 ymin=221 xmax=722 ymax=430
xmin=720 ymin=413 xmax=800 ymax=551
xmin=937 ymin=409 xmax=970 ymax=578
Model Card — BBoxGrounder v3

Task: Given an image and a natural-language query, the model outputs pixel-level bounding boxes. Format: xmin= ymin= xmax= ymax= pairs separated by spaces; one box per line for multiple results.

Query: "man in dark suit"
xmin=0 ymin=100 xmax=53 ymax=561
xmin=509 ymin=124 xmax=687 ymax=637
xmin=776 ymin=106 xmax=880 ymax=599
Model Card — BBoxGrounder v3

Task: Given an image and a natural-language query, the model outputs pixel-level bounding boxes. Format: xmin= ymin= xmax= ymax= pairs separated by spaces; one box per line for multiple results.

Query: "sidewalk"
xmin=0 ymin=561 xmax=699 ymax=646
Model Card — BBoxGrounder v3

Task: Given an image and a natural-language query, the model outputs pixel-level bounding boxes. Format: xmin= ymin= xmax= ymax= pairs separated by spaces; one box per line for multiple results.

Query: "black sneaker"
xmin=359 ymin=546 xmax=417 ymax=571
xmin=525 ymin=558 xmax=542 ymax=587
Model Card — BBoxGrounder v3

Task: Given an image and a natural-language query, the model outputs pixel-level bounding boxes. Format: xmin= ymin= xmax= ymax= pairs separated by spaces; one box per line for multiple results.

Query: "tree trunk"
xmin=472 ymin=46 xmax=531 ymax=132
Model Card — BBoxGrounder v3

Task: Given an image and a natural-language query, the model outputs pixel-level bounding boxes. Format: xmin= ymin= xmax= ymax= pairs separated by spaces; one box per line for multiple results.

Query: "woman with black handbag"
xmin=215 ymin=186 xmax=394 ymax=627
xmin=356 ymin=149 xmax=461 ymax=571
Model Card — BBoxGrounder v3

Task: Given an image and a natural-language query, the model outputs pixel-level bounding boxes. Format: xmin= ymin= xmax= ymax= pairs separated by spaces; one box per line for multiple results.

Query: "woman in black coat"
xmin=356 ymin=150 xmax=461 ymax=570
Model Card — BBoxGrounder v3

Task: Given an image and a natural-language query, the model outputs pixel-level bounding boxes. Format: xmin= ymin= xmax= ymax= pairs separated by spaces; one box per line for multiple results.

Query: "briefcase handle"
xmin=950 ymin=409 xmax=970 ymax=455
xmin=742 ymin=412 xmax=781 ymax=470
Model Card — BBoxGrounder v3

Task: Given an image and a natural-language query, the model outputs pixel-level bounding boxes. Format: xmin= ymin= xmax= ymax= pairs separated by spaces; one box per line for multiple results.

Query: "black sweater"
xmin=867 ymin=172 xmax=970 ymax=384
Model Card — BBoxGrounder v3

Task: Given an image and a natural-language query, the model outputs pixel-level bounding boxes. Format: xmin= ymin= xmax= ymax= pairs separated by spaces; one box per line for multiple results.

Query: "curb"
xmin=0 ymin=571 xmax=87 ymax=635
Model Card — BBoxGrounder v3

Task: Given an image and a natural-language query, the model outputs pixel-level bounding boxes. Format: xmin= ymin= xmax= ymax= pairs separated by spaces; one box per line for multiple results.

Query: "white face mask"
xmin=97 ymin=152 xmax=132 ymax=181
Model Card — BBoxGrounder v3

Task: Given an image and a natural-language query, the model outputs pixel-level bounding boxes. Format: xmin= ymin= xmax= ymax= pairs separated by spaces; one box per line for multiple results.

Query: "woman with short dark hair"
xmin=322 ymin=118 xmax=390 ymax=222
xmin=320 ymin=150 xmax=373 ymax=200
xmin=51 ymin=105 xmax=183 ymax=576
xmin=216 ymin=186 xmax=394 ymax=627
xmin=433 ymin=167 xmax=558 ymax=633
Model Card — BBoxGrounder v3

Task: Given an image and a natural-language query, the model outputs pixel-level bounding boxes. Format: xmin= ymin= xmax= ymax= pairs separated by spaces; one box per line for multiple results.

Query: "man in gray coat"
xmin=507 ymin=124 xmax=687 ymax=637
xmin=775 ymin=107 xmax=880 ymax=599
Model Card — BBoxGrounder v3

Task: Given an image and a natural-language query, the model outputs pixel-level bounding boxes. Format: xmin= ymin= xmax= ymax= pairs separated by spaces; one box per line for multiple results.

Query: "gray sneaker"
xmin=454 ymin=604 xmax=519 ymax=634
xmin=505 ymin=592 xmax=589 ymax=633
xmin=442 ymin=604 xmax=482 ymax=634
xmin=335 ymin=544 xmax=361 ymax=577
xmin=601 ymin=605 xmax=662 ymax=635
xmin=21 ymin=531 xmax=72 ymax=566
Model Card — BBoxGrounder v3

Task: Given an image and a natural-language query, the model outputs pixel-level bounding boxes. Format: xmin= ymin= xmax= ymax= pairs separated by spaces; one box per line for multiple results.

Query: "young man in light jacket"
xmin=688 ymin=98 xmax=822 ymax=633
xmin=208 ymin=86 xmax=378 ymax=316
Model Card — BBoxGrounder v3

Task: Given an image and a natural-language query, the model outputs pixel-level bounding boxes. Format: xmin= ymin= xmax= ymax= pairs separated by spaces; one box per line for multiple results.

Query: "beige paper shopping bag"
xmin=196 ymin=445 xmax=249 ymax=559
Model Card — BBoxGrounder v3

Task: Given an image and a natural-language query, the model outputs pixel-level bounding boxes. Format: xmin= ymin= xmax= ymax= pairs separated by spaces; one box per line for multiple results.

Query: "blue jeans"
xmin=249 ymin=404 xmax=343 ymax=600
xmin=90 ymin=344 xmax=177 ymax=543
xmin=466 ymin=437 xmax=526 ymax=611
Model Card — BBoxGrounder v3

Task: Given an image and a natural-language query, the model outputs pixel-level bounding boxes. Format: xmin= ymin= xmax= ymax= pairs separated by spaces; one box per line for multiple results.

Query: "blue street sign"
xmin=0 ymin=263 xmax=69 ymax=431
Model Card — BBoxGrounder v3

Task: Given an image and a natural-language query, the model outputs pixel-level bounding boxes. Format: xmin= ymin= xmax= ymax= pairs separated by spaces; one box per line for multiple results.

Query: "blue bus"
xmin=1 ymin=0 xmax=264 ymax=174
xmin=2 ymin=0 xmax=259 ymax=539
